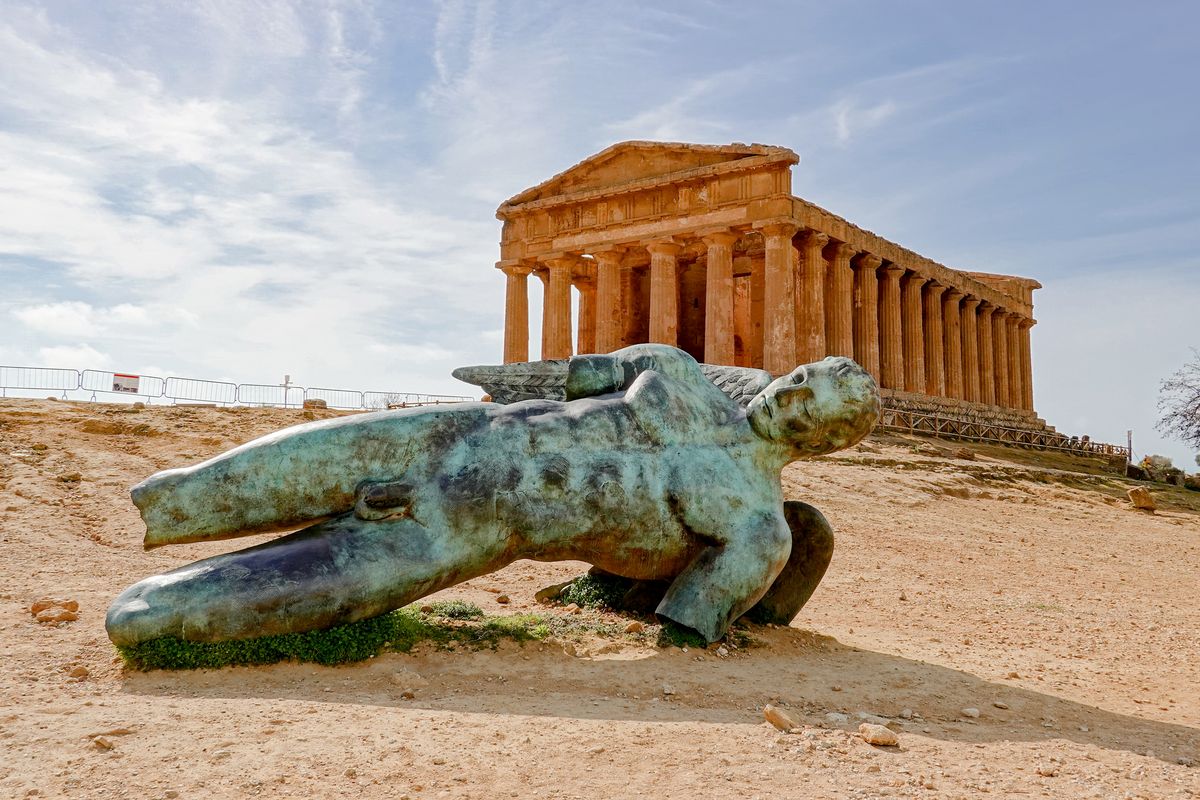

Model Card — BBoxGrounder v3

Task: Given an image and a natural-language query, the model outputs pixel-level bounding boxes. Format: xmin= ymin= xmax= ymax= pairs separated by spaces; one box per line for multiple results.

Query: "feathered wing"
xmin=453 ymin=357 xmax=773 ymax=408
xmin=451 ymin=360 xmax=569 ymax=404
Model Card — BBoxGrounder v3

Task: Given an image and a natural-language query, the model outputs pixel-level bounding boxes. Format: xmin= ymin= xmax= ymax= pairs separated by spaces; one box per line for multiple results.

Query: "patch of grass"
xmin=423 ymin=599 xmax=485 ymax=620
xmin=556 ymin=572 xmax=634 ymax=610
xmin=655 ymin=621 xmax=708 ymax=649
xmin=116 ymin=605 xmax=562 ymax=671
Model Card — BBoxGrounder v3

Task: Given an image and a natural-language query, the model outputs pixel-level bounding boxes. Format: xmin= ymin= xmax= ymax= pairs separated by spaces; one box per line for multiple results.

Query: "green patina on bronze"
xmin=106 ymin=345 xmax=879 ymax=646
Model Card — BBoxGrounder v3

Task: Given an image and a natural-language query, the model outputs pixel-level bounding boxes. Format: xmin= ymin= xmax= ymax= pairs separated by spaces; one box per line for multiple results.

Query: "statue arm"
xmin=654 ymin=510 xmax=792 ymax=642
xmin=565 ymin=344 xmax=718 ymax=400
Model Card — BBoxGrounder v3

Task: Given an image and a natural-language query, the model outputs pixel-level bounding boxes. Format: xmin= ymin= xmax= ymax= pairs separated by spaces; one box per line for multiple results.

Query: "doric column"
xmin=993 ymin=310 xmax=1011 ymax=407
xmin=574 ymin=274 xmax=596 ymax=355
xmin=976 ymin=302 xmax=996 ymax=405
xmin=1019 ymin=318 xmax=1035 ymax=411
xmin=499 ymin=261 xmax=532 ymax=363
xmin=851 ymin=253 xmax=882 ymax=381
xmin=702 ymin=230 xmax=739 ymax=365
xmin=824 ymin=241 xmax=856 ymax=357
xmin=646 ymin=240 xmax=681 ymax=346
xmin=960 ymin=296 xmax=981 ymax=403
xmin=1006 ymin=314 xmax=1023 ymax=409
xmin=878 ymin=264 xmax=905 ymax=390
xmin=760 ymin=222 xmax=799 ymax=373
xmin=592 ymin=248 xmax=625 ymax=354
xmin=542 ymin=256 xmax=575 ymax=359
xmin=922 ymin=282 xmax=947 ymax=397
xmin=942 ymin=289 xmax=964 ymax=399
xmin=797 ymin=229 xmax=829 ymax=363
xmin=901 ymin=272 xmax=927 ymax=394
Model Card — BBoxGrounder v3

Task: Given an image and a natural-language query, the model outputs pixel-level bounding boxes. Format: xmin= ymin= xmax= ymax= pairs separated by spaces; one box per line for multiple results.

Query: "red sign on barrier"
xmin=112 ymin=373 xmax=140 ymax=393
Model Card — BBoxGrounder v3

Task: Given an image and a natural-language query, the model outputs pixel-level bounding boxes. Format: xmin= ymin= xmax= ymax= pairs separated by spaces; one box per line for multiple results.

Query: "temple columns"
xmin=500 ymin=262 xmax=532 ymax=363
xmin=942 ymin=289 xmax=964 ymax=399
xmin=852 ymin=254 xmax=882 ymax=381
xmin=702 ymin=231 xmax=739 ymax=364
xmin=922 ymin=282 xmax=947 ymax=397
xmin=878 ymin=264 xmax=905 ymax=390
xmin=797 ymin=229 xmax=829 ymax=363
xmin=646 ymin=241 xmax=681 ymax=346
xmin=593 ymin=248 xmax=625 ymax=354
xmin=976 ymin=303 xmax=996 ymax=405
xmin=960 ymin=297 xmax=981 ymax=403
xmin=574 ymin=273 xmax=596 ymax=355
xmin=901 ymin=272 xmax=926 ymax=393
xmin=761 ymin=222 xmax=799 ymax=373
xmin=541 ymin=257 xmax=575 ymax=359
xmin=1006 ymin=314 xmax=1023 ymax=409
xmin=824 ymin=241 xmax=856 ymax=357
xmin=1019 ymin=318 xmax=1035 ymax=411
xmin=993 ymin=311 xmax=1011 ymax=408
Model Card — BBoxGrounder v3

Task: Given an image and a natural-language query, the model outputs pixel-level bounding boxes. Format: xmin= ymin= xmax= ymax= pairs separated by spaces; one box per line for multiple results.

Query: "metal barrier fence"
xmin=878 ymin=407 xmax=1130 ymax=463
xmin=0 ymin=363 xmax=471 ymax=410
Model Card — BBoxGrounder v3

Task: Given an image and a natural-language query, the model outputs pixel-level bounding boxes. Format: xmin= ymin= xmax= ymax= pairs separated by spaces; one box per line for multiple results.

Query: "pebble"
xmin=495 ymin=595 xmax=510 ymax=604
xmin=35 ymin=608 xmax=79 ymax=624
xmin=661 ymin=683 xmax=676 ymax=696
xmin=399 ymin=690 xmax=415 ymax=700
xmin=992 ymin=701 xmax=1009 ymax=709
xmin=344 ymin=768 xmax=357 ymax=778
xmin=716 ymin=646 xmax=729 ymax=657
xmin=68 ymin=665 xmax=89 ymax=680
xmin=624 ymin=621 xmax=644 ymax=634
xmin=563 ymin=603 xmax=581 ymax=615
xmin=865 ymin=764 xmax=881 ymax=773
xmin=31 ymin=598 xmax=79 ymax=615
xmin=899 ymin=708 xmax=914 ymax=720
xmin=961 ymin=707 xmax=981 ymax=718
xmin=858 ymin=723 xmax=899 ymax=747
xmin=1006 ymin=671 xmax=1020 ymax=679
xmin=91 ymin=736 xmax=114 ymax=751
xmin=824 ymin=712 xmax=850 ymax=725
xmin=763 ymin=704 xmax=799 ymax=732
xmin=389 ymin=669 xmax=428 ymax=688
xmin=831 ymin=685 xmax=843 ymax=692
xmin=1036 ymin=764 xmax=1059 ymax=777
xmin=1126 ymin=487 xmax=1156 ymax=511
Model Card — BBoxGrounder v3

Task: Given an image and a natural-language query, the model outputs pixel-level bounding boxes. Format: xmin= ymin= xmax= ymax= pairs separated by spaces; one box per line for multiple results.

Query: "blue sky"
xmin=1 ymin=1 xmax=1197 ymax=465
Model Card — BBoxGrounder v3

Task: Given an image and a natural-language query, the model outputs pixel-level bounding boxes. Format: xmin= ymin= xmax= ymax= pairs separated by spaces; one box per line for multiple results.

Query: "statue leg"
xmin=106 ymin=513 xmax=509 ymax=646
xmin=744 ymin=501 xmax=834 ymax=626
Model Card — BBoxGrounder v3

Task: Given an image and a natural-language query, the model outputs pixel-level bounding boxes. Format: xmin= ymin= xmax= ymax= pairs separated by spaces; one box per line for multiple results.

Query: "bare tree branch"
xmin=1157 ymin=348 xmax=1200 ymax=449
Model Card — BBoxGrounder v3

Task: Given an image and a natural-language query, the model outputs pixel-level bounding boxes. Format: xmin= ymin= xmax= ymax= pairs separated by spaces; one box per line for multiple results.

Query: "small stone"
xmin=68 ymin=665 xmax=89 ymax=680
xmin=831 ymin=685 xmax=843 ymax=692
xmin=563 ymin=603 xmax=581 ymax=615
xmin=419 ymin=604 xmax=434 ymax=614
xmin=898 ymin=708 xmax=914 ymax=720
xmin=212 ymin=750 xmax=232 ymax=760
xmin=92 ymin=736 xmax=113 ymax=750
xmin=858 ymin=723 xmax=899 ymax=747
xmin=661 ymin=683 xmax=676 ymax=696
xmin=624 ymin=621 xmax=644 ymax=634
xmin=865 ymin=764 xmax=881 ymax=773
xmin=399 ymin=690 xmax=415 ymax=700
xmin=763 ymin=704 xmax=799 ymax=732
xmin=389 ymin=668 xmax=428 ymax=687
xmin=961 ymin=707 xmax=980 ymax=718
xmin=824 ymin=712 xmax=850 ymax=725
xmin=716 ymin=646 xmax=729 ymax=657
xmin=1036 ymin=764 xmax=1059 ymax=777
xmin=1127 ymin=487 xmax=1155 ymax=511
xmin=302 ymin=398 xmax=328 ymax=409
xmin=58 ymin=472 xmax=83 ymax=483
xmin=495 ymin=594 xmax=510 ymax=604
xmin=1006 ymin=671 xmax=1020 ymax=679
xmin=899 ymin=590 xmax=908 ymax=601
xmin=31 ymin=598 xmax=78 ymax=614
xmin=344 ymin=768 xmax=357 ymax=778
xmin=133 ymin=402 xmax=146 ymax=409
xmin=953 ymin=448 xmax=975 ymax=461
xmin=35 ymin=608 xmax=79 ymax=624
xmin=992 ymin=701 xmax=1009 ymax=709
xmin=31 ymin=443 xmax=48 ymax=451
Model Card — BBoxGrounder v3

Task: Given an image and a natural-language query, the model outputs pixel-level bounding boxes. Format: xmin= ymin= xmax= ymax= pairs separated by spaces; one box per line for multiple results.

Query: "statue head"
xmin=746 ymin=356 xmax=880 ymax=458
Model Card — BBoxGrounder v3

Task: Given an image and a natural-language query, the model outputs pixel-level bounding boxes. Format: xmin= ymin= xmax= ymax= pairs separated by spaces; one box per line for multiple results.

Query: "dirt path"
xmin=1 ymin=399 xmax=1197 ymax=799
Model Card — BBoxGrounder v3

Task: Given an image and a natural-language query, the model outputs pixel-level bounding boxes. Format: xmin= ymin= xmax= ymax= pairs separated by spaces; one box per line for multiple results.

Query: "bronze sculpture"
xmin=106 ymin=345 xmax=878 ymax=646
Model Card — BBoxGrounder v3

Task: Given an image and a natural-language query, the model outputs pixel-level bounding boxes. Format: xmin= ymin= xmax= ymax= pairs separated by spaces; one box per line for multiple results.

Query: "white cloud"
xmin=37 ymin=343 xmax=111 ymax=369
xmin=831 ymin=98 xmax=897 ymax=144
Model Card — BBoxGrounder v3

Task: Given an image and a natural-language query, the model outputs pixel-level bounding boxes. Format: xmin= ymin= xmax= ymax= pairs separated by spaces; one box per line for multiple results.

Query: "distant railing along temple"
xmin=0 ymin=365 xmax=471 ymax=411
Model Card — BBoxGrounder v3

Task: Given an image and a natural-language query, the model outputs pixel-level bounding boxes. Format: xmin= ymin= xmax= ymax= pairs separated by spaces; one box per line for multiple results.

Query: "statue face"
xmin=746 ymin=357 xmax=880 ymax=457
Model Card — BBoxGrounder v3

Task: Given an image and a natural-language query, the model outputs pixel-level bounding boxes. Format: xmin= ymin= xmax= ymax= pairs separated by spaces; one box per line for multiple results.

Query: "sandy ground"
xmin=1 ymin=398 xmax=1197 ymax=800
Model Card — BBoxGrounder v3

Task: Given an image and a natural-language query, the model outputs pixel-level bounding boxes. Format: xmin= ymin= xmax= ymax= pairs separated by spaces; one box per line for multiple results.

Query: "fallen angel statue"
xmin=106 ymin=344 xmax=879 ymax=646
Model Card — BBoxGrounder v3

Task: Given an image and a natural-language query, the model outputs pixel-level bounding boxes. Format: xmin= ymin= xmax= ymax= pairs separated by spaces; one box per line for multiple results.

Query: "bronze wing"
xmin=452 ymin=358 xmax=773 ymax=409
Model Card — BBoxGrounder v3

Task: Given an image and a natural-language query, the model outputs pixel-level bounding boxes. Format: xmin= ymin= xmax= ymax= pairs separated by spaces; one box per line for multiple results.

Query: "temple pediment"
xmin=501 ymin=141 xmax=796 ymax=208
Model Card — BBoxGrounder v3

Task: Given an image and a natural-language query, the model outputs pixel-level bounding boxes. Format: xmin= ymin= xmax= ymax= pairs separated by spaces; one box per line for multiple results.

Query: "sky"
xmin=1 ymin=1 xmax=1197 ymax=466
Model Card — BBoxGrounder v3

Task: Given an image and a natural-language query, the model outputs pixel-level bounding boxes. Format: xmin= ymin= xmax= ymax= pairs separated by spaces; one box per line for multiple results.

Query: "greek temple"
xmin=494 ymin=141 xmax=1039 ymax=418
